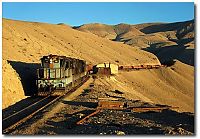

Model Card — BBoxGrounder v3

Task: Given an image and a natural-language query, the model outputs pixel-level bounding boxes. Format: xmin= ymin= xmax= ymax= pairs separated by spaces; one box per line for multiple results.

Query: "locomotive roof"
xmin=41 ymin=54 xmax=85 ymax=62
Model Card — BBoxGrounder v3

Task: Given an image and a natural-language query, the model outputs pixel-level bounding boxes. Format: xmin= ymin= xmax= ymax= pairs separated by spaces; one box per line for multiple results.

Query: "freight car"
xmin=36 ymin=54 xmax=87 ymax=96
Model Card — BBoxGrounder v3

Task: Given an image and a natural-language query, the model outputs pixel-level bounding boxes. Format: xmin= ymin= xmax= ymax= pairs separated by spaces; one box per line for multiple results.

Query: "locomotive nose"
xmin=38 ymin=79 xmax=64 ymax=89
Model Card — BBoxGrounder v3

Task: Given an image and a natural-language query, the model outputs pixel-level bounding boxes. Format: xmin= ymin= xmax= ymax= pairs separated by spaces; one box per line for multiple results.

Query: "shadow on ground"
xmin=2 ymin=96 xmax=42 ymax=117
xmin=8 ymin=61 xmax=41 ymax=96
xmin=62 ymin=101 xmax=98 ymax=108
xmin=36 ymin=100 xmax=194 ymax=135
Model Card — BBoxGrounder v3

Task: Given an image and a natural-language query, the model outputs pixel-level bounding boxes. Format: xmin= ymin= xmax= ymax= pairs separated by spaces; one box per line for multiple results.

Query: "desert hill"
xmin=75 ymin=23 xmax=146 ymax=43
xmin=2 ymin=60 xmax=26 ymax=108
xmin=76 ymin=20 xmax=194 ymax=65
xmin=3 ymin=18 xmax=159 ymax=65
xmin=2 ymin=18 xmax=194 ymax=113
xmin=2 ymin=18 xmax=159 ymax=109
xmin=76 ymin=20 xmax=194 ymax=47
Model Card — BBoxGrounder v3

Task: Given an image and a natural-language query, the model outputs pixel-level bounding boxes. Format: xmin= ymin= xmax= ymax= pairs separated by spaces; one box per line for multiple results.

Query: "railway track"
xmin=2 ymin=76 xmax=90 ymax=134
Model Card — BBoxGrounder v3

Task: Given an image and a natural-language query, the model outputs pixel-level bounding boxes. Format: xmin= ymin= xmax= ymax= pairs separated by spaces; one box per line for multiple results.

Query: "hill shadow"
xmin=2 ymin=96 xmax=42 ymax=117
xmin=8 ymin=61 xmax=41 ymax=96
xmin=140 ymin=20 xmax=194 ymax=34
xmin=142 ymin=44 xmax=194 ymax=66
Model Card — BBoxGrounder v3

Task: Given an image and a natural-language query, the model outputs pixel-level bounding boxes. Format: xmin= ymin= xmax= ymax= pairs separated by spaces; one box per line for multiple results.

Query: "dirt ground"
xmin=10 ymin=76 xmax=194 ymax=135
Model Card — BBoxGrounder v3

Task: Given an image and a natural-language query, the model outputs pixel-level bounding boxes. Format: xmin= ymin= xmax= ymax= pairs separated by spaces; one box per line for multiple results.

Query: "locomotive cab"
xmin=36 ymin=54 xmax=87 ymax=96
xmin=40 ymin=55 xmax=64 ymax=69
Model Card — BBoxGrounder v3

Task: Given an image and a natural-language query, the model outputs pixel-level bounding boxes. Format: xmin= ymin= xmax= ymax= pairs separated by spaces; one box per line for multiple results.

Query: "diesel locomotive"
xmin=36 ymin=54 xmax=87 ymax=96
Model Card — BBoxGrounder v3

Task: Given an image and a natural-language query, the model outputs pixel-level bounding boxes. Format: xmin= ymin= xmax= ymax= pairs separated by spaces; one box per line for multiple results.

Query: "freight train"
xmin=36 ymin=54 xmax=88 ymax=96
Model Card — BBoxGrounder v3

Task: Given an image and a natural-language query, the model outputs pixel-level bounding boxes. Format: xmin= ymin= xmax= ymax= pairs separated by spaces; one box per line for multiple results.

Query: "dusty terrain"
xmin=2 ymin=18 xmax=194 ymax=114
xmin=10 ymin=77 xmax=194 ymax=135
xmin=2 ymin=60 xmax=27 ymax=108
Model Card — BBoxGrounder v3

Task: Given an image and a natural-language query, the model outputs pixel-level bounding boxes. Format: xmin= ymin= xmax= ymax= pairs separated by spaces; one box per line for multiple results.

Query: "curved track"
xmin=2 ymin=96 xmax=59 ymax=134
xmin=2 ymin=76 xmax=89 ymax=134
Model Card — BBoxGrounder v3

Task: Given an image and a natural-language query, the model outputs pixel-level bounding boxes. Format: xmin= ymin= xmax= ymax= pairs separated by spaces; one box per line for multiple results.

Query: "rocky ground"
xmin=9 ymin=76 xmax=194 ymax=135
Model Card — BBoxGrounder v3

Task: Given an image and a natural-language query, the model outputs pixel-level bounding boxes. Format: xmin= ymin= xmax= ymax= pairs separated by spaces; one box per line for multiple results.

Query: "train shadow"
xmin=8 ymin=60 xmax=41 ymax=96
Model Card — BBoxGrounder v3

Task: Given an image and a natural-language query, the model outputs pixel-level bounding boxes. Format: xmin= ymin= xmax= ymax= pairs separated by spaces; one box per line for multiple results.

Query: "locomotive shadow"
xmin=8 ymin=60 xmax=41 ymax=96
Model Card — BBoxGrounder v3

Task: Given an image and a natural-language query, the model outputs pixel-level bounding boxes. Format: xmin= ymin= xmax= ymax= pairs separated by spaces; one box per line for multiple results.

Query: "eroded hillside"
xmin=2 ymin=18 xmax=160 ymax=108
xmin=3 ymin=19 xmax=159 ymax=65
xmin=2 ymin=18 xmax=194 ymax=113
xmin=76 ymin=20 xmax=194 ymax=66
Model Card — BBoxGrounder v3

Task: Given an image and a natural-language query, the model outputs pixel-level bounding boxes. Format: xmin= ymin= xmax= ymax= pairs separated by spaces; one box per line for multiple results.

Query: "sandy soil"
xmin=110 ymin=62 xmax=194 ymax=113
xmin=3 ymin=18 xmax=159 ymax=65
xmin=2 ymin=60 xmax=27 ymax=109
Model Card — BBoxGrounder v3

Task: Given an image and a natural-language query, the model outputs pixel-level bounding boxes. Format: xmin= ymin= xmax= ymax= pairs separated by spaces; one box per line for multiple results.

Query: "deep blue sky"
xmin=2 ymin=2 xmax=194 ymax=26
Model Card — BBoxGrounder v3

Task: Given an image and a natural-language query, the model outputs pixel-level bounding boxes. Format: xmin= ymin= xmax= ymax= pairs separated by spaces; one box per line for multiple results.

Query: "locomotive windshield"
xmin=41 ymin=55 xmax=63 ymax=68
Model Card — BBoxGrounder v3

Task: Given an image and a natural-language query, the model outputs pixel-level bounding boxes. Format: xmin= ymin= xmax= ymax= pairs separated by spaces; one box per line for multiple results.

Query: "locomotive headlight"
xmin=59 ymin=84 xmax=63 ymax=87
xmin=50 ymin=59 xmax=53 ymax=63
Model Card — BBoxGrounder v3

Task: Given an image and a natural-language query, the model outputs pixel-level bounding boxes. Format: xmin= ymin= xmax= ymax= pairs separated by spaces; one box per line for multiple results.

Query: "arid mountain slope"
xmin=76 ymin=20 xmax=194 ymax=66
xmin=2 ymin=60 xmax=26 ymax=109
xmin=139 ymin=20 xmax=194 ymax=66
xmin=74 ymin=20 xmax=195 ymax=112
xmin=113 ymin=60 xmax=194 ymax=112
xmin=2 ymin=18 xmax=160 ymax=108
xmin=3 ymin=19 xmax=159 ymax=65
xmin=75 ymin=23 xmax=146 ymax=45
xmin=76 ymin=20 xmax=194 ymax=47
xmin=2 ymin=18 xmax=194 ymax=113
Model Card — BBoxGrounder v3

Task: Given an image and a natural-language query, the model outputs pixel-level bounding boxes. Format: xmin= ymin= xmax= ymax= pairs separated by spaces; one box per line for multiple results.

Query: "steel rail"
xmin=2 ymin=96 xmax=51 ymax=122
xmin=2 ymin=96 xmax=56 ymax=134
xmin=3 ymin=75 xmax=90 ymax=134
